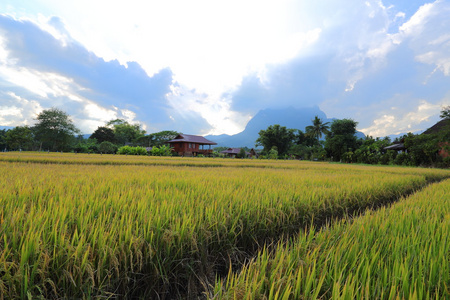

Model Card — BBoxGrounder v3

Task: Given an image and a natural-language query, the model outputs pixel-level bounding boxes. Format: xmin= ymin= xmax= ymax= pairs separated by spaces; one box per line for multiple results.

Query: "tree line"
xmin=1 ymin=106 xmax=449 ymax=167
xmin=256 ymin=107 xmax=450 ymax=168
xmin=0 ymin=108 xmax=179 ymax=154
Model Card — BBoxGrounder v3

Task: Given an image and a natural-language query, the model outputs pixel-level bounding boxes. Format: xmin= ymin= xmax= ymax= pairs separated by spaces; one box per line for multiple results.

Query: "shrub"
xmin=117 ymin=146 xmax=148 ymax=155
xmin=394 ymin=152 xmax=412 ymax=166
xmin=150 ymin=145 xmax=173 ymax=156
xmin=98 ymin=141 xmax=118 ymax=154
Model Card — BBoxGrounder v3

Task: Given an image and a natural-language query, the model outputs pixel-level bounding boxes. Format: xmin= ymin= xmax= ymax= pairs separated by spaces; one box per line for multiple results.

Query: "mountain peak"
xmin=206 ymin=106 xmax=331 ymax=147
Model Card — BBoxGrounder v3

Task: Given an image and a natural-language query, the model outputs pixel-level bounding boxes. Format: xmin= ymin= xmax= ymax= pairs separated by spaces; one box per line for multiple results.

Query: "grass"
xmin=0 ymin=152 xmax=449 ymax=298
xmin=212 ymin=179 xmax=450 ymax=299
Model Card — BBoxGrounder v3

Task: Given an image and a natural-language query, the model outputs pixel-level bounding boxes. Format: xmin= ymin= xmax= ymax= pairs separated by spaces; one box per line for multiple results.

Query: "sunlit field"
xmin=213 ymin=179 xmax=450 ymax=300
xmin=0 ymin=152 xmax=449 ymax=299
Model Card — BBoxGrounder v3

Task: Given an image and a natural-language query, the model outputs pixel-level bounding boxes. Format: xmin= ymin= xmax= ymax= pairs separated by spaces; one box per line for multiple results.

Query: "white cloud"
xmin=361 ymin=99 xmax=444 ymax=137
xmin=397 ymin=2 xmax=436 ymax=38
xmin=395 ymin=12 xmax=406 ymax=20
xmin=166 ymin=84 xmax=250 ymax=135
xmin=0 ymin=52 xmax=75 ymax=99
xmin=391 ymin=1 xmax=450 ymax=78
xmin=0 ymin=92 xmax=43 ymax=126
xmin=1 ymin=0 xmax=450 ymax=138
xmin=416 ymin=51 xmax=450 ymax=76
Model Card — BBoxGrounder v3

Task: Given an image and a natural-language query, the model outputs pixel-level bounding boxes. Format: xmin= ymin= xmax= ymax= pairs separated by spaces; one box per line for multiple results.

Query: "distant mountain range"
xmin=206 ymin=106 xmax=366 ymax=148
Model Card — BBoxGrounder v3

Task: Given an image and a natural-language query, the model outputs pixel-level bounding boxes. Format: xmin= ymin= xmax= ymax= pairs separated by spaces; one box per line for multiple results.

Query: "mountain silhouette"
xmin=205 ymin=106 xmax=338 ymax=148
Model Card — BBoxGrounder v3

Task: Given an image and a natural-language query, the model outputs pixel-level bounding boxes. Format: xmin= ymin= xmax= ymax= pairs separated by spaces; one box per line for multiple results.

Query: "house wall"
xmin=170 ymin=142 xmax=200 ymax=156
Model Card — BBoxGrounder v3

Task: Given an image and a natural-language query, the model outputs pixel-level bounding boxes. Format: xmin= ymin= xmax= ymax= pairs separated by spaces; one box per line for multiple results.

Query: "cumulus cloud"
xmin=1 ymin=1 xmax=449 ymax=138
xmin=0 ymin=14 xmax=211 ymax=134
xmin=228 ymin=0 xmax=450 ymax=137
xmin=0 ymin=91 xmax=42 ymax=126
xmin=360 ymin=98 xmax=445 ymax=137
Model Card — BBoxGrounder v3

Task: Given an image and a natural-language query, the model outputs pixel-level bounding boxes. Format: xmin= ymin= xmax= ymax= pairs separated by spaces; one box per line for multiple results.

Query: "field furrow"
xmin=212 ymin=179 xmax=450 ymax=299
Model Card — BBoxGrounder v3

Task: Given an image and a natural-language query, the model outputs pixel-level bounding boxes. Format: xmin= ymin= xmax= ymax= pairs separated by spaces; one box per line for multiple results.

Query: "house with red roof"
xmin=166 ymin=134 xmax=217 ymax=156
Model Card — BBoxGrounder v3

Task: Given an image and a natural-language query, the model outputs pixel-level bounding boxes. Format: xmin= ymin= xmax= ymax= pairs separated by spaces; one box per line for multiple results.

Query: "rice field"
xmin=0 ymin=152 xmax=449 ymax=299
xmin=212 ymin=179 xmax=450 ymax=300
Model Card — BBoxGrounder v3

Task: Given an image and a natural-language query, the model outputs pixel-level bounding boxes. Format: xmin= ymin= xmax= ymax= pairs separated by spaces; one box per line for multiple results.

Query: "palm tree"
xmin=305 ymin=115 xmax=330 ymax=144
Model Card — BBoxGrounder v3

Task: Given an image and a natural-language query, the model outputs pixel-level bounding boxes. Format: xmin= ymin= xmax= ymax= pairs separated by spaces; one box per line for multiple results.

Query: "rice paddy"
xmin=0 ymin=152 xmax=449 ymax=299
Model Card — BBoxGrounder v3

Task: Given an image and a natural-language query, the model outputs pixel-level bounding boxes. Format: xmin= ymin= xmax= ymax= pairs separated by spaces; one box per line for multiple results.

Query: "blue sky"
xmin=0 ymin=0 xmax=449 ymax=137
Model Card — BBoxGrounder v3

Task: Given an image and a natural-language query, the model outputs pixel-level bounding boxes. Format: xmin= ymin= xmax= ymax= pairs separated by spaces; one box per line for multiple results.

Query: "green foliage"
xmin=325 ymin=119 xmax=358 ymax=162
xmin=305 ymin=115 xmax=329 ymax=142
xmin=237 ymin=148 xmax=247 ymax=158
xmin=73 ymin=137 xmax=98 ymax=153
xmin=0 ymin=129 xmax=7 ymax=150
xmin=404 ymin=133 xmax=440 ymax=166
xmin=440 ymin=105 xmax=450 ymax=120
xmin=290 ymin=144 xmax=326 ymax=160
xmin=98 ymin=141 xmax=118 ymax=154
xmin=380 ymin=150 xmax=396 ymax=165
xmin=4 ymin=126 xmax=34 ymax=150
xmin=394 ymin=152 xmax=412 ymax=166
xmin=294 ymin=129 xmax=317 ymax=147
xmin=147 ymin=130 xmax=179 ymax=147
xmin=353 ymin=136 xmax=392 ymax=164
xmin=150 ymin=145 xmax=173 ymax=156
xmin=117 ymin=145 xmax=148 ymax=155
xmin=89 ymin=126 xmax=116 ymax=144
xmin=256 ymin=124 xmax=295 ymax=156
xmin=33 ymin=108 xmax=80 ymax=151
xmin=268 ymin=147 xmax=278 ymax=159
xmin=342 ymin=151 xmax=354 ymax=163
xmin=107 ymin=119 xmax=146 ymax=146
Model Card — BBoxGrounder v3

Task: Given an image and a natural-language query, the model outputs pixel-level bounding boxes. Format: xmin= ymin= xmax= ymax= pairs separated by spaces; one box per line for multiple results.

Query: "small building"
xmin=166 ymin=134 xmax=217 ymax=156
xmin=220 ymin=148 xmax=242 ymax=158
xmin=220 ymin=148 xmax=259 ymax=158
xmin=247 ymin=148 xmax=259 ymax=158
xmin=383 ymin=143 xmax=406 ymax=153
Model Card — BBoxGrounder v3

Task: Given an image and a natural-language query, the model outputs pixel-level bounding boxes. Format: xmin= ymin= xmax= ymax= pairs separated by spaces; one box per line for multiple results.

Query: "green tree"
xmin=237 ymin=148 xmax=247 ymax=158
xmin=268 ymin=147 xmax=278 ymax=159
xmin=325 ymin=119 xmax=358 ymax=162
xmin=117 ymin=145 xmax=147 ymax=155
xmin=107 ymin=119 xmax=146 ymax=145
xmin=404 ymin=133 xmax=440 ymax=166
xmin=5 ymin=126 xmax=34 ymax=150
xmin=137 ymin=130 xmax=179 ymax=147
xmin=354 ymin=136 xmax=392 ymax=164
xmin=150 ymin=144 xmax=173 ymax=156
xmin=256 ymin=124 xmax=295 ymax=156
xmin=98 ymin=141 xmax=118 ymax=154
xmin=294 ymin=129 xmax=316 ymax=147
xmin=305 ymin=116 xmax=329 ymax=144
xmin=33 ymin=108 xmax=80 ymax=151
xmin=0 ymin=129 xmax=7 ymax=150
xmin=73 ymin=136 xmax=98 ymax=153
xmin=440 ymin=106 xmax=450 ymax=120
xmin=89 ymin=126 xmax=116 ymax=144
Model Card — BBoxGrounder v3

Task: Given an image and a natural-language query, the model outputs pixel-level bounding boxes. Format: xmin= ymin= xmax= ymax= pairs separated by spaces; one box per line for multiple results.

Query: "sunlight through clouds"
xmin=0 ymin=0 xmax=449 ymax=137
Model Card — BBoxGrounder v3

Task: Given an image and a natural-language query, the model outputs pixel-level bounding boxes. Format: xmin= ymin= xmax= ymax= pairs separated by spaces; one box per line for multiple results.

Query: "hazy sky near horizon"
xmin=0 ymin=0 xmax=449 ymax=137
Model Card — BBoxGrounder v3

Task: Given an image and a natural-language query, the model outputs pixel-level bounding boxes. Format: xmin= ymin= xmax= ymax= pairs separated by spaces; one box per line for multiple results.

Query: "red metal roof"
xmin=167 ymin=134 xmax=217 ymax=145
